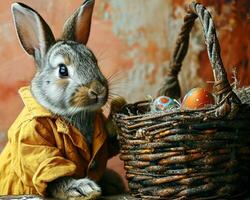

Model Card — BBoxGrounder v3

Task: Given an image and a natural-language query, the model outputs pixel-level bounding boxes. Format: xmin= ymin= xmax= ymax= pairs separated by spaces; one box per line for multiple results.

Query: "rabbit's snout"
xmin=70 ymin=80 xmax=108 ymax=108
xmin=88 ymin=81 xmax=107 ymax=100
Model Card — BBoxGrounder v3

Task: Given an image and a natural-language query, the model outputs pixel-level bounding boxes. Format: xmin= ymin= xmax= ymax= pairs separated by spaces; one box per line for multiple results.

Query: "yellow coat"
xmin=0 ymin=87 xmax=119 ymax=196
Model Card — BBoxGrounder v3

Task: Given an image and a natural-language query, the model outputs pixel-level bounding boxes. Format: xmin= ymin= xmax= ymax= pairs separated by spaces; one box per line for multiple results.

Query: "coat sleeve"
xmin=12 ymin=118 xmax=77 ymax=196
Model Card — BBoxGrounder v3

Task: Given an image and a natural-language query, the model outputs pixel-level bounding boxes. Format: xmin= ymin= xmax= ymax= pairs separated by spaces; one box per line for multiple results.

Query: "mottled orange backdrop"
xmin=0 ymin=0 xmax=249 ymax=186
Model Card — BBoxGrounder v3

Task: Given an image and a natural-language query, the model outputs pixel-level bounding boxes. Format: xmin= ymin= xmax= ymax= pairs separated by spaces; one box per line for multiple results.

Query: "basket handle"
xmin=157 ymin=2 xmax=241 ymax=117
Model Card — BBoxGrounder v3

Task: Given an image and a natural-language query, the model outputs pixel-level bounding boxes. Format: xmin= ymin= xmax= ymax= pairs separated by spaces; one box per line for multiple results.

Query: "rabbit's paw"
xmin=48 ymin=177 xmax=101 ymax=200
xmin=67 ymin=178 xmax=101 ymax=200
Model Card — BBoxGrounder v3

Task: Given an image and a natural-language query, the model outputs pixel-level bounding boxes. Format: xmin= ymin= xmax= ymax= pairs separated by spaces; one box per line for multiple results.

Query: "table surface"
xmin=1 ymin=195 xmax=250 ymax=200
xmin=0 ymin=195 xmax=135 ymax=200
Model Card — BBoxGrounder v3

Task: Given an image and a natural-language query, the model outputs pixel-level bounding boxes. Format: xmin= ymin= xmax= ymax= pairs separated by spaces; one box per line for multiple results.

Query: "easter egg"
xmin=181 ymin=88 xmax=215 ymax=109
xmin=151 ymin=96 xmax=179 ymax=112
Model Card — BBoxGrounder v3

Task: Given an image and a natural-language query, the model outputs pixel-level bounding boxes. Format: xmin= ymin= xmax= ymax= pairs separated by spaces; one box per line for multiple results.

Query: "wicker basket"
xmin=114 ymin=2 xmax=250 ymax=200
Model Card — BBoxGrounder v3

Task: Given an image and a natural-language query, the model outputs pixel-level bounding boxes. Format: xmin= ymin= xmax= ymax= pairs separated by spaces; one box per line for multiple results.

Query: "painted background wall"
xmin=0 ymin=0 xmax=249 ymax=186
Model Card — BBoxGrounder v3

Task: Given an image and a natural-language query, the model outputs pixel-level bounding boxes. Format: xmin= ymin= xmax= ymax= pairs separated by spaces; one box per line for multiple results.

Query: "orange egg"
xmin=181 ymin=87 xmax=215 ymax=109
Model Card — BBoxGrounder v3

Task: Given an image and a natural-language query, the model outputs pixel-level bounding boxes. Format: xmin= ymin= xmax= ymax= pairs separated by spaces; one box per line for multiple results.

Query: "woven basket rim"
xmin=115 ymin=91 xmax=245 ymax=121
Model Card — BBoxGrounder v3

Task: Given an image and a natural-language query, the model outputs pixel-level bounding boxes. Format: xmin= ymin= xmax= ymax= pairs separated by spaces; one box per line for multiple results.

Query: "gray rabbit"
xmin=0 ymin=0 xmax=126 ymax=199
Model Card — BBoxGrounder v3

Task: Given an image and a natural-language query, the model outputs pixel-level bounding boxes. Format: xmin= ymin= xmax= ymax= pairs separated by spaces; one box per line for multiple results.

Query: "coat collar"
xmin=19 ymin=86 xmax=72 ymax=137
xmin=19 ymin=86 xmax=53 ymax=118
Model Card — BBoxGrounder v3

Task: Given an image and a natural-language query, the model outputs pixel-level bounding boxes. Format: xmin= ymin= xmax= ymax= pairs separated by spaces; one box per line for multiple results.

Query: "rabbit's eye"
xmin=58 ymin=64 xmax=68 ymax=77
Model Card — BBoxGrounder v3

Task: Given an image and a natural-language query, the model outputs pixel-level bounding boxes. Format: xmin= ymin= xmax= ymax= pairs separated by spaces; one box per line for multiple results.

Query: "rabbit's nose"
xmin=88 ymin=80 xmax=107 ymax=99
xmin=88 ymin=89 xmax=98 ymax=98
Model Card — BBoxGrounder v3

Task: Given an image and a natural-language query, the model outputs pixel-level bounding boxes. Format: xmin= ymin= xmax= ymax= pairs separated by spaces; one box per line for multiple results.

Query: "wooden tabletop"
xmin=1 ymin=194 xmax=250 ymax=200
xmin=0 ymin=195 xmax=135 ymax=200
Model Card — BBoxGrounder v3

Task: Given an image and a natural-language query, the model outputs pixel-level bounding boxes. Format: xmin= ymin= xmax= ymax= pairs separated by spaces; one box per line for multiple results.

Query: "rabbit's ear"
xmin=62 ymin=0 xmax=95 ymax=45
xmin=11 ymin=3 xmax=55 ymax=59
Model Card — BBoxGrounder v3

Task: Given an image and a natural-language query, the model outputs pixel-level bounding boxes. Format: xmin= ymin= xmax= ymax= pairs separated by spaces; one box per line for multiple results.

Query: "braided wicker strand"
xmin=158 ymin=12 xmax=197 ymax=99
xmin=189 ymin=3 xmax=241 ymax=114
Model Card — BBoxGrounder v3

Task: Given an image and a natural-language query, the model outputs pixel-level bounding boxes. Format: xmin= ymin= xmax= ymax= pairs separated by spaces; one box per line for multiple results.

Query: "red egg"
xmin=181 ymin=87 xmax=215 ymax=109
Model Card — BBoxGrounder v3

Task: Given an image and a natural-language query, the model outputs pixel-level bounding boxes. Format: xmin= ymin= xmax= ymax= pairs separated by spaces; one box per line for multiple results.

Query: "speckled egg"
xmin=151 ymin=96 xmax=179 ymax=112
xmin=181 ymin=87 xmax=215 ymax=109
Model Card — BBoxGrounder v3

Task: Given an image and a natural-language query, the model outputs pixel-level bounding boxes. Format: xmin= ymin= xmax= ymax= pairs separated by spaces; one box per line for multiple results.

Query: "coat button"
xmin=89 ymin=160 xmax=97 ymax=170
